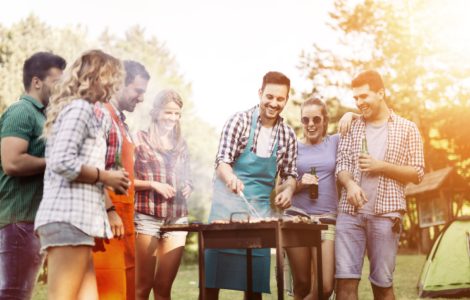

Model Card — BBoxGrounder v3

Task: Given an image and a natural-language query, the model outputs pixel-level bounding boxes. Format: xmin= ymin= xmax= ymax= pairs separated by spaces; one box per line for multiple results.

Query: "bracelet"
xmin=93 ymin=168 xmax=100 ymax=184
xmin=106 ymin=205 xmax=116 ymax=213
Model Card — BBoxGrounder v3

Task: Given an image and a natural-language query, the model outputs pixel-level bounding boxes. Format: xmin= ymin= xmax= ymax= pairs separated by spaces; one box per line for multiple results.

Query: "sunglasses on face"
xmin=301 ymin=116 xmax=323 ymax=125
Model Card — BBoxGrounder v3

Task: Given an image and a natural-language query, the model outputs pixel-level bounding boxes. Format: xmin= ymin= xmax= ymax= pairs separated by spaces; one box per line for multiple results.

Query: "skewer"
xmin=239 ymin=191 xmax=262 ymax=218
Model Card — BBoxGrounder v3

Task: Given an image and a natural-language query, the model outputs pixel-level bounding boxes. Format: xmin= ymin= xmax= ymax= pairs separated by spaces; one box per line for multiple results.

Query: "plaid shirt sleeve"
xmin=278 ymin=126 xmax=298 ymax=180
xmin=335 ymin=123 xmax=356 ymax=178
xmin=406 ymin=122 xmax=425 ymax=183
xmin=215 ymin=110 xmax=249 ymax=167
xmin=49 ymin=101 xmax=92 ymax=181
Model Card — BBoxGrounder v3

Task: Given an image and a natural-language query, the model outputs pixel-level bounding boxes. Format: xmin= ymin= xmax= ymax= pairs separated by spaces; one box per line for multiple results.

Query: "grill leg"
xmin=247 ymin=248 xmax=253 ymax=299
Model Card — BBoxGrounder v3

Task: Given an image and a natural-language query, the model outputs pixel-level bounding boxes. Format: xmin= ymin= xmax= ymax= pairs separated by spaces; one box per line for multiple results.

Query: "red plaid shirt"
xmin=134 ymin=130 xmax=192 ymax=218
xmin=94 ymin=103 xmax=129 ymax=169
xmin=335 ymin=111 xmax=425 ymax=215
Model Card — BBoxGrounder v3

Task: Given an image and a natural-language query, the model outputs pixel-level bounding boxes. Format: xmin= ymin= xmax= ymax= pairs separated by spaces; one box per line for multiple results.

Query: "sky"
xmin=1 ymin=0 xmax=337 ymax=130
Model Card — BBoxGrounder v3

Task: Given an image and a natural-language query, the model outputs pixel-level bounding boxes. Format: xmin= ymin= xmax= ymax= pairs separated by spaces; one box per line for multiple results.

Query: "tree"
xmin=298 ymin=0 xmax=470 ymax=175
xmin=297 ymin=0 xmax=470 ymax=249
xmin=0 ymin=15 xmax=217 ymax=223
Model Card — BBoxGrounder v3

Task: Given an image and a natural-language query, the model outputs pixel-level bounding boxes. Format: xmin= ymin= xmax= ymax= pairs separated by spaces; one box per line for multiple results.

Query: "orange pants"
xmin=93 ymin=202 xmax=135 ymax=300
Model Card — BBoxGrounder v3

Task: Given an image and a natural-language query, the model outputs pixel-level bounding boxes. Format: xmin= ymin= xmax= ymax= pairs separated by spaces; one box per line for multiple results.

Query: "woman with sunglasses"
xmin=285 ymin=97 xmax=356 ymax=300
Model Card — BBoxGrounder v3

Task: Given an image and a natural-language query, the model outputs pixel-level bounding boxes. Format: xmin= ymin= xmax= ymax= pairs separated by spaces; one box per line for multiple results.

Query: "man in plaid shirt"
xmin=335 ymin=70 xmax=424 ymax=300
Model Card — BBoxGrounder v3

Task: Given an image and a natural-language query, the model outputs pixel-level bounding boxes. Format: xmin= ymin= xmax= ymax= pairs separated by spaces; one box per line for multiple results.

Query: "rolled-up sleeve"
xmin=49 ymin=101 xmax=92 ymax=181
xmin=335 ymin=130 xmax=354 ymax=178
xmin=215 ymin=112 xmax=244 ymax=167
xmin=407 ymin=123 xmax=425 ymax=183
xmin=279 ymin=127 xmax=298 ymax=181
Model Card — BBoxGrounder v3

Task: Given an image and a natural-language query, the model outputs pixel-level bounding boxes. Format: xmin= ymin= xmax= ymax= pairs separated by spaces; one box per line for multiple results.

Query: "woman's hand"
xmin=107 ymin=210 xmax=124 ymax=239
xmin=181 ymin=184 xmax=192 ymax=200
xmin=338 ymin=112 xmax=360 ymax=136
xmin=300 ymin=173 xmax=318 ymax=186
xmin=101 ymin=169 xmax=130 ymax=195
xmin=150 ymin=181 xmax=176 ymax=199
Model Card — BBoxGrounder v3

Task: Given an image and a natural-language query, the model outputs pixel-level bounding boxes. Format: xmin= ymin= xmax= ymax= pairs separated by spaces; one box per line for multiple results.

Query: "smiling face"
xmin=301 ymin=104 xmax=325 ymax=145
xmin=156 ymin=100 xmax=182 ymax=132
xmin=353 ymin=84 xmax=385 ymax=121
xmin=258 ymin=83 xmax=289 ymax=126
xmin=115 ymin=74 xmax=148 ymax=112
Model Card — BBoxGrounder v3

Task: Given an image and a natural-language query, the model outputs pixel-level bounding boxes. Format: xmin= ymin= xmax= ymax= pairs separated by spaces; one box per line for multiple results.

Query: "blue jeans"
xmin=335 ymin=213 xmax=401 ymax=287
xmin=0 ymin=223 xmax=43 ymax=299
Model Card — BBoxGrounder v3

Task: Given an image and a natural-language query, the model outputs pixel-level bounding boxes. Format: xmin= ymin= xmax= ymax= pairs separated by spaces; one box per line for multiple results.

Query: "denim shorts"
xmin=134 ymin=212 xmax=188 ymax=239
xmin=36 ymin=222 xmax=95 ymax=253
xmin=310 ymin=213 xmax=336 ymax=241
xmin=335 ymin=213 xmax=401 ymax=287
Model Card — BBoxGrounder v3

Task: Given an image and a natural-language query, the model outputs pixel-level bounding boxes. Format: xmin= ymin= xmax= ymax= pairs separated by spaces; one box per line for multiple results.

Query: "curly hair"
xmin=43 ymin=49 xmax=123 ymax=137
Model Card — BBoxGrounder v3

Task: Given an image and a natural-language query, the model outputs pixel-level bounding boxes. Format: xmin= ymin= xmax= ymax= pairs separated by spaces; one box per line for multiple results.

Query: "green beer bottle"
xmin=114 ymin=151 xmax=125 ymax=195
xmin=310 ymin=167 xmax=318 ymax=200
xmin=361 ymin=137 xmax=369 ymax=154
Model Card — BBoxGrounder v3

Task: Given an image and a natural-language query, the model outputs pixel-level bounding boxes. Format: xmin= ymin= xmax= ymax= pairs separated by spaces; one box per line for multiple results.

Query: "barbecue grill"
xmin=162 ymin=218 xmax=327 ymax=300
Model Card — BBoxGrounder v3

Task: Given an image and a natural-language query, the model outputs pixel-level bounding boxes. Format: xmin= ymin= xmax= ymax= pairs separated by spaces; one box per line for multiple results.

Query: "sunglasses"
xmin=301 ymin=116 xmax=323 ymax=125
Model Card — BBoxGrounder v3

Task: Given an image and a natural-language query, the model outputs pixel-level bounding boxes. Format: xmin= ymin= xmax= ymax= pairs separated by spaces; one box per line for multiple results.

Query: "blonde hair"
xmin=43 ymin=49 xmax=123 ymax=137
xmin=148 ymin=89 xmax=184 ymax=151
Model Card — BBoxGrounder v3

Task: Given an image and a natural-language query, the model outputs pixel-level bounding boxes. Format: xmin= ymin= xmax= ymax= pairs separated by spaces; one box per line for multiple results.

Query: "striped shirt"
xmin=134 ymin=130 xmax=192 ymax=218
xmin=34 ymin=99 xmax=113 ymax=238
xmin=0 ymin=95 xmax=46 ymax=227
xmin=215 ymin=105 xmax=298 ymax=180
xmin=335 ymin=111 xmax=425 ymax=215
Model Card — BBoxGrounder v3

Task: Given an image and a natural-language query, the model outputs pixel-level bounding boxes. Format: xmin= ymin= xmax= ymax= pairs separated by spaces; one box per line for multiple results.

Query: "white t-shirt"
xmin=255 ymin=126 xmax=274 ymax=158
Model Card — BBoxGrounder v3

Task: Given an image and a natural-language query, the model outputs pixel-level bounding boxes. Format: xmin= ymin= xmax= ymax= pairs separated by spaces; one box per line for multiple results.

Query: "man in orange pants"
xmin=93 ymin=60 xmax=150 ymax=300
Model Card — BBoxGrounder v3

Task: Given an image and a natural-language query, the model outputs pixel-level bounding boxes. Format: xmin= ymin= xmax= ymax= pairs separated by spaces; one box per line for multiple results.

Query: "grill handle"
xmin=230 ymin=212 xmax=250 ymax=223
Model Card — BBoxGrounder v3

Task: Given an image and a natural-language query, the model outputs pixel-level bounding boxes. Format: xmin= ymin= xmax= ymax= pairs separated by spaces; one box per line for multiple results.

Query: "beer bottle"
xmin=310 ymin=167 xmax=318 ymax=200
xmin=361 ymin=137 xmax=369 ymax=154
xmin=114 ymin=152 xmax=125 ymax=195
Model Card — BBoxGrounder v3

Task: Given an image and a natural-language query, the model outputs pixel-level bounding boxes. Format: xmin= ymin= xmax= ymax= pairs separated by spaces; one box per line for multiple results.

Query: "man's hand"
xmin=274 ymin=188 xmax=293 ymax=209
xmin=358 ymin=153 xmax=384 ymax=174
xmin=345 ymin=181 xmax=367 ymax=208
xmin=337 ymin=112 xmax=359 ymax=136
xmin=108 ymin=210 xmax=124 ymax=239
xmin=226 ymin=176 xmax=244 ymax=195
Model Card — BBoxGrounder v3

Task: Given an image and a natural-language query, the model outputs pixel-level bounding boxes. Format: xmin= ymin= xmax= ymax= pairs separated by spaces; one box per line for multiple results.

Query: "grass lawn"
xmin=32 ymin=254 xmax=455 ymax=300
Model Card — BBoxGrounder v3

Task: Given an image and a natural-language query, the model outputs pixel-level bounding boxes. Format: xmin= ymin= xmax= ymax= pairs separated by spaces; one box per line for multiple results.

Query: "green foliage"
xmin=298 ymin=0 xmax=470 ymax=177
xmin=0 ymin=14 xmax=216 ymax=222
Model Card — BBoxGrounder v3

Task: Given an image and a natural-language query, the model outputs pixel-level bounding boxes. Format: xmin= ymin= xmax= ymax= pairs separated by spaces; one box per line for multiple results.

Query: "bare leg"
xmin=335 ymin=279 xmax=359 ymax=300
xmin=308 ymin=240 xmax=335 ymax=300
xmin=153 ymin=234 xmax=186 ymax=300
xmin=135 ymin=233 xmax=158 ymax=300
xmin=285 ymin=247 xmax=311 ymax=299
xmin=47 ymin=246 xmax=95 ymax=300
xmin=371 ymin=284 xmax=395 ymax=300
xmin=77 ymin=255 xmax=99 ymax=300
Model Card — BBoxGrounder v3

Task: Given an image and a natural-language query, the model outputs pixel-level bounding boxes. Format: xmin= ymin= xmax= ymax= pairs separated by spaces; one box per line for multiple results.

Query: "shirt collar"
xmin=21 ymin=94 xmax=45 ymax=111
xmin=110 ymin=102 xmax=126 ymax=123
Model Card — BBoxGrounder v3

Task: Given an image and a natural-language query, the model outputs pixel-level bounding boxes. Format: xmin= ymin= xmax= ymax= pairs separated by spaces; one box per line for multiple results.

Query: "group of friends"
xmin=0 ymin=48 xmax=425 ymax=300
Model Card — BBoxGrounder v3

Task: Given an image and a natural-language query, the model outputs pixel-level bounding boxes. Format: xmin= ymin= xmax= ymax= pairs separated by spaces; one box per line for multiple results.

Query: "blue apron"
xmin=205 ymin=108 xmax=278 ymax=293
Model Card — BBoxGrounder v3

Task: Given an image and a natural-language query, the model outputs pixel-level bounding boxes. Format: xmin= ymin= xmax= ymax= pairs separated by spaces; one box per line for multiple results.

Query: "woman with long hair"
xmin=285 ymin=98 xmax=340 ymax=300
xmin=34 ymin=49 xmax=130 ymax=300
xmin=134 ymin=89 xmax=192 ymax=300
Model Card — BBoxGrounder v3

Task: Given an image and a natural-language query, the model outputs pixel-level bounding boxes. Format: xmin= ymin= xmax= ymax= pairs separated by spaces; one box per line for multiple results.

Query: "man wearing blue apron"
xmin=205 ymin=71 xmax=298 ymax=299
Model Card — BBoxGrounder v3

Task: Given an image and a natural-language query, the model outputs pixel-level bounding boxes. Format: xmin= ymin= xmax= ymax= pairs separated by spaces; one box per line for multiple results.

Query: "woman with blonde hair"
xmin=34 ymin=49 xmax=130 ymax=300
xmin=134 ymin=89 xmax=192 ymax=300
